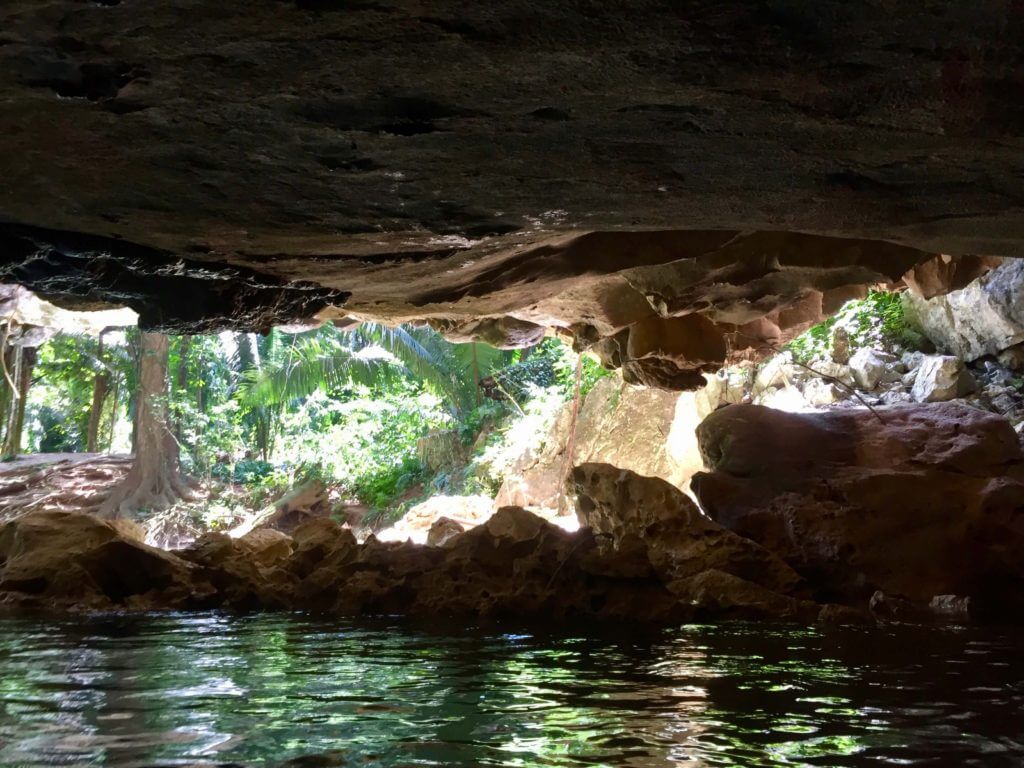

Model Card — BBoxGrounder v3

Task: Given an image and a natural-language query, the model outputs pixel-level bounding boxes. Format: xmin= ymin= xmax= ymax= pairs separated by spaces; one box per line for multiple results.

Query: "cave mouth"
xmin=2 ymin=261 xmax=1024 ymax=765
xmin=2 ymin=276 xmax=1024 ymax=766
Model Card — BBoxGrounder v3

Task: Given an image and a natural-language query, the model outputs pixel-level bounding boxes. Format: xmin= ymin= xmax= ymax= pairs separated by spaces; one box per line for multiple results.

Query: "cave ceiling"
xmin=2 ymin=1 xmax=1024 ymax=386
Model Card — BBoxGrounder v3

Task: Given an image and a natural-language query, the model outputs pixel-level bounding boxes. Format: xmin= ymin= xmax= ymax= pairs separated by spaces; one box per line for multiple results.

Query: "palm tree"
xmin=239 ymin=322 xmax=515 ymax=427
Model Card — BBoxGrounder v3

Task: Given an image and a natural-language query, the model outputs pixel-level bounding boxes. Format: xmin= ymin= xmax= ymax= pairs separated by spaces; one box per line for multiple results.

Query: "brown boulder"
xmin=572 ymin=463 xmax=805 ymax=597
xmin=667 ymin=570 xmax=812 ymax=621
xmin=692 ymin=403 xmax=1024 ymax=610
xmin=0 ymin=510 xmax=199 ymax=609
xmin=178 ymin=532 xmax=295 ymax=609
xmin=239 ymin=528 xmax=294 ymax=567
xmin=426 ymin=517 xmax=465 ymax=547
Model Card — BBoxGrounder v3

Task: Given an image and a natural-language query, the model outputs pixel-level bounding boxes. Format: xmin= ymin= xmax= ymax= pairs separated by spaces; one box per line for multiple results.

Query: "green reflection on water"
xmin=0 ymin=614 xmax=1021 ymax=767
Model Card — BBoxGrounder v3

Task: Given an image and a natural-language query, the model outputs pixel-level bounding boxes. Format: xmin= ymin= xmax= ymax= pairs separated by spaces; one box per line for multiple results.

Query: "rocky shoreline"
xmin=3 ymin=402 xmax=1020 ymax=627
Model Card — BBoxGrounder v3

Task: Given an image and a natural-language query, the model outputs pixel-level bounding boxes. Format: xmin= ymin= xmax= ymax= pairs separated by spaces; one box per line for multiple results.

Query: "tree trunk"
xmin=471 ymin=344 xmax=481 ymax=406
xmin=106 ymin=376 xmax=119 ymax=452
xmin=86 ymin=373 xmax=110 ymax=453
xmin=86 ymin=334 xmax=109 ymax=453
xmin=0 ymin=345 xmax=14 ymax=448
xmin=557 ymin=354 xmax=584 ymax=515
xmin=2 ymin=346 xmax=36 ymax=460
xmin=100 ymin=332 xmax=190 ymax=517
xmin=174 ymin=335 xmax=191 ymax=443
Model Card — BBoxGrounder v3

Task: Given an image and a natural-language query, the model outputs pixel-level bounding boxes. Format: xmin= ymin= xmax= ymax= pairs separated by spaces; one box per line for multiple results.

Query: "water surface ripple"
xmin=0 ymin=613 xmax=1021 ymax=766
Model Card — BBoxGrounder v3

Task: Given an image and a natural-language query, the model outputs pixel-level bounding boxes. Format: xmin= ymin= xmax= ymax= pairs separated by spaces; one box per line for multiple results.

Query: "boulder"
xmin=911 ymin=355 xmax=976 ymax=402
xmin=904 ymin=259 xmax=1024 ymax=361
xmin=178 ymin=532 xmax=295 ymax=609
xmin=377 ymin=495 xmax=494 ymax=544
xmin=238 ymin=528 xmax=293 ymax=568
xmin=0 ymin=511 xmax=200 ymax=609
xmin=754 ymin=353 xmax=798 ymax=392
xmin=808 ymin=360 xmax=855 ymax=388
xmin=830 ymin=325 xmax=851 ymax=364
xmin=849 ymin=348 xmax=898 ymax=390
xmin=998 ymin=345 xmax=1024 ymax=372
xmin=698 ymin=366 xmax=750 ymax=412
xmin=572 ymin=464 xmax=804 ymax=597
xmin=692 ymin=403 xmax=1024 ymax=610
xmin=803 ymin=378 xmax=844 ymax=406
xmin=496 ymin=374 xmax=707 ymax=511
xmin=426 ymin=517 xmax=464 ymax=547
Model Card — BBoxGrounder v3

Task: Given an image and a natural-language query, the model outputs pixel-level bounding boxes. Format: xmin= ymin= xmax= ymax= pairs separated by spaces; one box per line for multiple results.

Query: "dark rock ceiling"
xmin=2 ymin=1 xmax=1023 ymax=385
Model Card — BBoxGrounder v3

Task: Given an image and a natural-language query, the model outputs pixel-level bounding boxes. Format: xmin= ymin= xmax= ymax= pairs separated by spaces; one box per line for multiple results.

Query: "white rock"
xmin=754 ymin=353 xmax=796 ymax=392
xmin=803 ymin=378 xmax=844 ymax=406
xmin=849 ymin=348 xmax=897 ymax=390
xmin=699 ymin=367 xmax=749 ymax=413
xmin=756 ymin=386 xmax=810 ymax=412
xmin=901 ymin=351 xmax=925 ymax=370
xmin=902 ymin=259 xmax=1024 ymax=361
xmin=911 ymin=355 xmax=974 ymax=403
xmin=880 ymin=389 xmax=913 ymax=405
xmin=807 ymin=360 xmax=855 ymax=388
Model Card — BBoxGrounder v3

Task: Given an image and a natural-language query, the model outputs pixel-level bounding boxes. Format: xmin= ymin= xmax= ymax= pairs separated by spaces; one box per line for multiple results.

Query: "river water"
xmin=0 ymin=613 xmax=1021 ymax=767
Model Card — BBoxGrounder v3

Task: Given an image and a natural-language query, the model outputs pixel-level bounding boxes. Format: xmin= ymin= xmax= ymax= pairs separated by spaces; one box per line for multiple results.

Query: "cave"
xmin=1 ymin=2 xmax=1024 ymax=765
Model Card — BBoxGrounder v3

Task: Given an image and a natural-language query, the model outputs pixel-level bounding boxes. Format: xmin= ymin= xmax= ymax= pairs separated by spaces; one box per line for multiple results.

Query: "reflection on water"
xmin=0 ymin=613 xmax=1022 ymax=767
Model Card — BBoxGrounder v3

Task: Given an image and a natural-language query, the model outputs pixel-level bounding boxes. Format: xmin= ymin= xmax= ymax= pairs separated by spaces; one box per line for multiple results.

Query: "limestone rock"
xmin=377 ymin=495 xmax=493 ymax=544
xmin=238 ymin=528 xmax=294 ymax=568
xmin=902 ymin=351 xmax=925 ymax=370
xmin=904 ymin=259 xmax=1024 ymax=361
xmin=0 ymin=510 xmax=199 ymax=609
xmin=496 ymin=374 xmax=706 ymax=510
xmin=426 ymin=517 xmax=464 ymax=547
xmin=698 ymin=367 xmax=750 ymax=413
xmin=754 ymin=353 xmax=798 ymax=392
xmin=803 ymin=378 xmax=843 ymax=406
xmin=998 ymin=345 xmax=1024 ymax=372
xmin=808 ymin=360 xmax=855 ymax=388
xmin=849 ymin=348 xmax=898 ymax=390
xmin=692 ymin=403 xmax=1024 ymax=607
xmin=880 ymin=389 xmax=913 ymax=406
xmin=903 ymin=255 xmax=1002 ymax=300
xmin=572 ymin=464 xmax=804 ymax=597
xmin=830 ymin=325 xmax=851 ymax=364
xmin=3 ymin=2 xmax=1024 ymax=390
xmin=911 ymin=355 xmax=974 ymax=402
xmin=668 ymin=569 xmax=811 ymax=621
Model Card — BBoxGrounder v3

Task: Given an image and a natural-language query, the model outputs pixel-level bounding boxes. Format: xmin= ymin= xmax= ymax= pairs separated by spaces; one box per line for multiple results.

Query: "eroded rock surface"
xmin=496 ymin=375 xmax=709 ymax=510
xmin=692 ymin=403 xmax=1024 ymax=619
xmin=573 ymin=463 xmax=811 ymax=618
xmin=905 ymin=259 xmax=1024 ymax=362
xmin=0 ymin=511 xmax=200 ymax=610
xmin=0 ymin=500 xmax=843 ymax=623
xmin=4 ymin=2 xmax=1023 ymax=385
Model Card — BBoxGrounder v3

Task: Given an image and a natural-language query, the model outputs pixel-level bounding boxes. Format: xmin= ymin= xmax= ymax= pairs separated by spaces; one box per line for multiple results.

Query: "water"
xmin=0 ymin=613 xmax=1021 ymax=767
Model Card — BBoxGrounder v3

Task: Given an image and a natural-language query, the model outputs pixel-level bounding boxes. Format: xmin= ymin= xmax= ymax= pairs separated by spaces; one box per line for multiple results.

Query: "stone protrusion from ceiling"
xmin=0 ymin=224 xmax=347 ymax=333
xmin=2 ymin=1 xmax=1021 ymax=386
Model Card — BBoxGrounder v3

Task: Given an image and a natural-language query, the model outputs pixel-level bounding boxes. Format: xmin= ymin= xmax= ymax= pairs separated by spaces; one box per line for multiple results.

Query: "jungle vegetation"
xmin=9 ymin=323 xmax=605 ymax=524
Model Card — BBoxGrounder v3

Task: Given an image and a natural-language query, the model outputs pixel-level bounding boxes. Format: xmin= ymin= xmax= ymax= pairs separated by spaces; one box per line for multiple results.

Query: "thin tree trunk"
xmin=106 ymin=376 xmax=119 ymax=453
xmin=100 ymin=332 xmax=190 ymax=517
xmin=2 ymin=346 xmax=36 ymax=460
xmin=86 ymin=373 xmax=109 ymax=453
xmin=471 ymin=344 xmax=481 ymax=406
xmin=557 ymin=355 xmax=584 ymax=515
xmin=0 ymin=345 xmax=13 ymax=448
xmin=174 ymin=335 xmax=191 ymax=443
xmin=86 ymin=335 xmax=109 ymax=453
